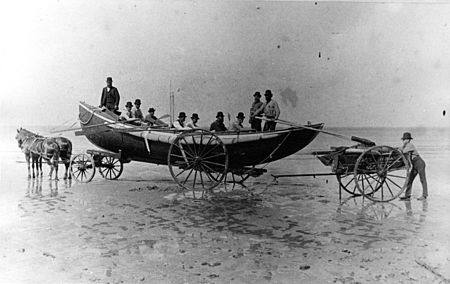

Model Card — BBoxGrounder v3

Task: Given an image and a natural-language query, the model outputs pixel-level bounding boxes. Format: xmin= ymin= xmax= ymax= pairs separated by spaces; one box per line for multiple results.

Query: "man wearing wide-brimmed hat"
xmin=210 ymin=111 xmax=227 ymax=132
xmin=249 ymin=91 xmax=264 ymax=131
xmin=173 ymin=112 xmax=190 ymax=130
xmin=186 ymin=113 xmax=200 ymax=129
xmin=399 ymin=132 xmax=428 ymax=201
xmin=99 ymin=77 xmax=120 ymax=112
xmin=231 ymin=112 xmax=246 ymax=132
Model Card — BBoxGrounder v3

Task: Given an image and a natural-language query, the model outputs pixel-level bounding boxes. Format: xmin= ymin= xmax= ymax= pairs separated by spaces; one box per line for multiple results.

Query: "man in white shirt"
xmin=120 ymin=101 xmax=134 ymax=121
xmin=255 ymin=89 xmax=280 ymax=131
xmin=173 ymin=112 xmax=191 ymax=130
xmin=399 ymin=132 xmax=428 ymax=201
xmin=186 ymin=113 xmax=200 ymax=129
xmin=230 ymin=112 xmax=245 ymax=132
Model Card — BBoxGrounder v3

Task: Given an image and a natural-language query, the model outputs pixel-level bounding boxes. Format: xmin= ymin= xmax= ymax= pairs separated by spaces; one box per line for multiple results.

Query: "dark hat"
xmin=216 ymin=111 xmax=224 ymax=118
xmin=134 ymin=99 xmax=141 ymax=105
xmin=148 ymin=107 xmax=155 ymax=113
xmin=106 ymin=77 xmax=113 ymax=82
xmin=401 ymin=132 xmax=413 ymax=140
xmin=178 ymin=112 xmax=187 ymax=118
xmin=253 ymin=92 xmax=261 ymax=98
xmin=125 ymin=101 xmax=133 ymax=108
xmin=191 ymin=113 xmax=199 ymax=120
xmin=264 ymin=89 xmax=273 ymax=97
xmin=236 ymin=112 xmax=245 ymax=119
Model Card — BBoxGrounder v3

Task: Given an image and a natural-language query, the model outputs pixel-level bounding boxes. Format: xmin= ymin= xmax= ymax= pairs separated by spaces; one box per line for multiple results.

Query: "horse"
xmin=15 ymin=128 xmax=73 ymax=180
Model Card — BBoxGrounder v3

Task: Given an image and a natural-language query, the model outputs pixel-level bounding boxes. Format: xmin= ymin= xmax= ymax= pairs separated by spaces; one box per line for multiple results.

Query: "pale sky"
xmin=0 ymin=0 xmax=449 ymax=127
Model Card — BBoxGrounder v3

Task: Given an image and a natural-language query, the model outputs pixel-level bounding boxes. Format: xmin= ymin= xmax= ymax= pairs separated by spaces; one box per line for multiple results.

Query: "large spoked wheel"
xmin=354 ymin=146 xmax=410 ymax=202
xmin=98 ymin=156 xmax=123 ymax=180
xmin=168 ymin=130 xmax=228 ymax=198
xmin=70 ymin=153 xmax=96 ymax=183
xmin=336 ymin=167 xmax=378 ymax=197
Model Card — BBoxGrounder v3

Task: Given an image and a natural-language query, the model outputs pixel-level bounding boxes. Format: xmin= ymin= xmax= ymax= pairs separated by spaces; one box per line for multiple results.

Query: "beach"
xmin=1 ymin=126 xmax=449 ymax=283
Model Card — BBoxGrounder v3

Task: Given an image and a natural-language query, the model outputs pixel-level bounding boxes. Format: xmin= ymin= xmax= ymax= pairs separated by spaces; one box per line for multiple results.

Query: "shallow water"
xmin=1 ymin=126 xmax=449 ymax=283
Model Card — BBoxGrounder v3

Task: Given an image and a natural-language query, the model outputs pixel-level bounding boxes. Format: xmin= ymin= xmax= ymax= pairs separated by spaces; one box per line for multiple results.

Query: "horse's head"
xmin=15 ymin=128 xmax=30 ymax=149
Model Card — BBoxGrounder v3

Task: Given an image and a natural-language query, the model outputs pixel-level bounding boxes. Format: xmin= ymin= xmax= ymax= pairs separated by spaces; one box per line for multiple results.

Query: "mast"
xmin=169 ymin=81 xmax=174 ymax=127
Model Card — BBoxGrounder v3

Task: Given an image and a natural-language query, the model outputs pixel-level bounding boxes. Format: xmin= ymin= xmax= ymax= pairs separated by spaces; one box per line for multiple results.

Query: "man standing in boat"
xmin=256 ymin=89 xmax=280 ymax=131
xmin=99 ymin=77 xmax=120 ymax=112
xmin=249 ymin=92 xmax=264 ymax=131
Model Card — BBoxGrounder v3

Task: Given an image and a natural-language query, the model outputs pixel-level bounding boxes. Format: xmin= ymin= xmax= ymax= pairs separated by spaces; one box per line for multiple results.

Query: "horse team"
xmin=15 ymin=128 xmax=72 ymax=180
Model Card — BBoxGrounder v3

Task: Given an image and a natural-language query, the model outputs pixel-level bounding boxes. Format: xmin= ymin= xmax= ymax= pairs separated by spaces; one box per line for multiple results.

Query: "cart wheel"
xmin=337 ymin=173 xmax=362 ymax=196
xmin=354 ymin=146 xmax=410 ymax=202
xmin=168 ymin=130 xmax=228 ymax=199
xmin=70 ymin=153 xmax=95 ymax=183
xmin=98 ymin=156 xmax=123 ymax=180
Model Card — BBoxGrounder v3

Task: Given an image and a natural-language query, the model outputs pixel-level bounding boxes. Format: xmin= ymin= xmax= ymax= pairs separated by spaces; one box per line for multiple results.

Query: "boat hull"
xmin=78 ymin=102 xmax=323 ymax=168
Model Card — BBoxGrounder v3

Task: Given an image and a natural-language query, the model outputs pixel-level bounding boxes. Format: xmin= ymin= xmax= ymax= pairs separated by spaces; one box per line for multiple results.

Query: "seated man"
xmin=133 ymin=99 xmax=144 ymax=121
xmin=186 ymin=113 xmax=200 ymax=129
xmin=230 ymin=112 xmax=245 ymax=132
xmin=119 ymin=101 xmax=135 ymax=121
xmin=143 ymin=108 xmax=168 ymax=127
xmin=210 ymin=111 xmax=227 ymax=132
xmin=173 ymin=112 xmax=191 ymax=130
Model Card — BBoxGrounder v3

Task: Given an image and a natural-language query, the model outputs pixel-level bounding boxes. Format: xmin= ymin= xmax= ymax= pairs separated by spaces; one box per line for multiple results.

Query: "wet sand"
xmin=1 ymin=147 xmax=450 ymax=283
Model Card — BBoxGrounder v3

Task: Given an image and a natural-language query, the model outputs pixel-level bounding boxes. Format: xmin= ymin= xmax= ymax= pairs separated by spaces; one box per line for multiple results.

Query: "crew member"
xmin=230 ymin=112 xmax=245 ymax=132
xmin=144 ymin=108 xmax=168 ymax=127
xmin=99 ymin=77 xmax=120 ymax=112
xmin=186 ymin=113 xmax=200 ymax=129
xmin=399 ymin=132 xmax=428 ymax=201
xmin=210 ymin=111 xmax=227 ymax=132
xmin=120 ymin=102 xmax=134 ymax=121
xmin=249 ymin=92 xmax=264 ymax=131
xmin=257 ymin=89 xmax=280 ymax=131
xmin=173 ymin=112 xmax=190 ymax=130
xmin=133 ymin=99 xmax=144 ymax=121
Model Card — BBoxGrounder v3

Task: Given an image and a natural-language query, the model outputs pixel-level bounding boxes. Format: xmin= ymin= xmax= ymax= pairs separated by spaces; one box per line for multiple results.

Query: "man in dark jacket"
xmin=99 ymin=77 xmax=120 ymax=111
xmin=210 ymin=111 xmax=227 ymax=132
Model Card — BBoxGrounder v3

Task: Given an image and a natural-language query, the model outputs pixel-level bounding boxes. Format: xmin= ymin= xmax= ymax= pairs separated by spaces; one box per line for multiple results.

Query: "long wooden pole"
xmin=256 ymin=116 xmax=375 ymax=145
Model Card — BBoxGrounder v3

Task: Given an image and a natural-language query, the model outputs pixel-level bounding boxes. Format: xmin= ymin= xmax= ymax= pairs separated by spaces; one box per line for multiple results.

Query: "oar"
xmin=50 ymin=118 xmax=140 ymax=133
xmin=256 ymin=116 xmax=375 ymax=146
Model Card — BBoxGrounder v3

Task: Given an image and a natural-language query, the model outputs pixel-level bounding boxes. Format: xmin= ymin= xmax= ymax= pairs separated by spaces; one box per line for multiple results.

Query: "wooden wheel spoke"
xmin=192 ymin=170 xmax=198 ymax=189
xmin=343 ymin=176 xmax=355 ymax=189
xmin=381 ymin=151 xmax=394 ymax=171
xmin=182 ymin=168 xmax=195 ymax=185
xmin=385 ymin=176 xmax=403 ymax=189
xmin=174 ymin=143 xmax=195 ymax=158
xmin=384 ymin=180 xmax=395 ymax=197
xmin=203 ymin=160 xmax=226 ymax=168
xmin=363 ymin=174 xmax=376 ymax=193
xmin=182 ymin=137 xmax=197 ymax=156
xmin=201 ymin=144 xmax=220 ymax=159
xmin=202 ymin=152 xmax=226 ymax=160
xmin=385 ymin=156 xmax=402 ymax=171
xmin=386 ymin=173 xmax=406 ymax=179
xmin=175 ymin=166 xmax=190 ymax=178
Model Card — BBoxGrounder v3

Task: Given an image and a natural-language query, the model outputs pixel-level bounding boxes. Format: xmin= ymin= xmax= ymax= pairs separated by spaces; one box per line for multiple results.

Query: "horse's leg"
xmin=31 ymin=155 xmax=36 ymax=179
xmin=47 ymin=158 xmax=54 ymax=180
xmin=53 ymin=154 xmax=59 ymax=181
xmin=39 ymin=157 xmax=43 ymax=176
xmin=26 ymin=153 xmax=31 ymax=178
